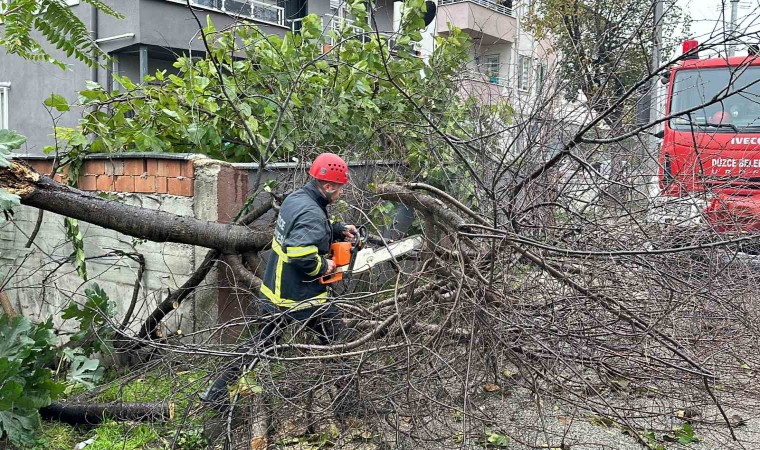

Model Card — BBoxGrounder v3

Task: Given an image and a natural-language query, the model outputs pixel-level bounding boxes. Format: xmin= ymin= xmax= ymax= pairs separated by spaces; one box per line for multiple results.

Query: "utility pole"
xmin=649 ymin=0 xmax=662 ymax=128
xmin=645 ymin=0 xmax=664 ymax=190
xmin=729 ymin=0 xmax=739 ymax=56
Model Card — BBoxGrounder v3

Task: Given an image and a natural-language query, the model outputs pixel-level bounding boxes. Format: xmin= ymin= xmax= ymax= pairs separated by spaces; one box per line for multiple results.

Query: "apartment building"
xmin=1 ymin=0 xmax=407 ymax=155
xmin=436 ymin=0 xmax=553 ymax=107
xmin=0 ymin=0 xmax=551 ymax=155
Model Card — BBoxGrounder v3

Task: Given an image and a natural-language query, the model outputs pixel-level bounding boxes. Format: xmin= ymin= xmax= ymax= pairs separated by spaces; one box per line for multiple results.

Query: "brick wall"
xmin=25 ymin=155 xmax=196 ymax=197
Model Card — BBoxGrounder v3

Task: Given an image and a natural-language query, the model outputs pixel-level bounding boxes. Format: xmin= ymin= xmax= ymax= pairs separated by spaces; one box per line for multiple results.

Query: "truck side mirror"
xmin=654 ymin=129 xmax=664 ymax=139
xmin=660 ymin=70 xmax=670 ymax=85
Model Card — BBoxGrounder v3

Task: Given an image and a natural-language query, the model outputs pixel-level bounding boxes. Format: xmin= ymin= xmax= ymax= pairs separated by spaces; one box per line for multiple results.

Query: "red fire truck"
xmin=654 ymin=40 xmax=760 ymax=233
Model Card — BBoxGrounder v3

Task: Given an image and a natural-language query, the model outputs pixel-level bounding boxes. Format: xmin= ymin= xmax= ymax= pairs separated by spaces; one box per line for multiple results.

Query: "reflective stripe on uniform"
xmin=271 ymin=239 xmax=319 ymax=259
xmin=260 ymin=284 xmax=328 ymax=310
xmin=266 ymin=239 xmax=327 ymax=309
xmin=285 ymin=245 xmax=318 ymax=257
xmin=306 ymin=254 xmax=322 ymax=277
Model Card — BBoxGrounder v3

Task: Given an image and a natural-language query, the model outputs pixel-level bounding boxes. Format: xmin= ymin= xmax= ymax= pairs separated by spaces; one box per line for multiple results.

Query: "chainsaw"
xmin=320 ymin=226 xmax=423 ymax=284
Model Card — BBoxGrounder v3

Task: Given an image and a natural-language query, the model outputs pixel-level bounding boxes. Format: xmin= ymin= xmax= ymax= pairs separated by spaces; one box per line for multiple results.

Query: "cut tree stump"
xmin=39 ymin=401 xmax=174 ymax=425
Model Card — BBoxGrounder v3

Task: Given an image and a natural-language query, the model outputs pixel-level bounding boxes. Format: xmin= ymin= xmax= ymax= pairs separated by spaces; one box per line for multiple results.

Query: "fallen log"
xmin=39 ymin=401 xmax=174 ymax=425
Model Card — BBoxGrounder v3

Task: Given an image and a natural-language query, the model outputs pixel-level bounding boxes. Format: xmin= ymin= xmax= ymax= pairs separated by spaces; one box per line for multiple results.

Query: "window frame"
xmin=168 ymin=0 xmax=285 ymax=26
xmin=477 ymin=54 xmax=501 ymax=84
xmin=0 ymin=82 xmax=10 ymax=130
xmin=535 ymin=59 xmax=546 ymax=93
xmin=517 ymin=55 xmax=531 ymax=92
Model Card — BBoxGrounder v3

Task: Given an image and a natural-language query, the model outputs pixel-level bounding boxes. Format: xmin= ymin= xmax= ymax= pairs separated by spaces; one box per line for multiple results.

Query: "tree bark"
xmin=0 ymin=290 xmax=16 ymax=318
xmin=0 ymin=162 xmax=270 ymax=253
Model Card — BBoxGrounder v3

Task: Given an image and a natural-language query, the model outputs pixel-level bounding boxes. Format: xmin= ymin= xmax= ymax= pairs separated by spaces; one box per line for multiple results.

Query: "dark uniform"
xmin=256 ymin=179 xmax=349 ymax=346
xmin=201 ymin=179 xmax=349 ymax=406
xmin=260 ymin=179 xmax=347 ymax=309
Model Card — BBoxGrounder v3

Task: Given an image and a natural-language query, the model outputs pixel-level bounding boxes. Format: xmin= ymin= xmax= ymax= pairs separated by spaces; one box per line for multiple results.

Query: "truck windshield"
xmin=670 ymin=66 xmax=760 ymax=132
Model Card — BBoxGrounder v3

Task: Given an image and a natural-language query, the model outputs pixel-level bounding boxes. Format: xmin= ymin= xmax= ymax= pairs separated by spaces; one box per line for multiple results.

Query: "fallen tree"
xmin=39 ymin=401 xmax=174 ymax=425
xmin=3 ymin=5 xmax=760 ymax=450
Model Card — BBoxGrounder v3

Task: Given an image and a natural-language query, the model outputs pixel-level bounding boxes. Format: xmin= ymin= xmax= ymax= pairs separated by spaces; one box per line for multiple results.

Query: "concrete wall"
xmin=0 ymin=154 xmax=248 ymax=342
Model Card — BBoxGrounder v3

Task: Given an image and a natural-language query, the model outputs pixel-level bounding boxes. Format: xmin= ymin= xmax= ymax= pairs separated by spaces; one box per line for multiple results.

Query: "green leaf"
xmin=301 ymin=14 xmax=322 ymax=39
xmin=0 ymin=130 xmax=27 ymax=166
xmin=67 ymin=355 xmax=103 ymax=389
xmin=0 ymin=189 xmax=20 ymax=213
xmin=0 ymin=409 xmax=40 ymax=447
xmin=486 ymin=431 xmax=510 ymax=447
xmin=43 ymin=93 xmax=70 ymax=112
xmin=113 ymin=74 xmax=136 ymax=90
xmin=84 ymin=80 xmax=104 ymax=91
xmin=65 ymin=218 xmax=87 ymax=281
xmin=162 ymin=108 xmax=181 ymax=122
xmin=675 ymin=424 xmax=698 ymax=445
xmin=0 ymin=315 xmax=59 ymax=446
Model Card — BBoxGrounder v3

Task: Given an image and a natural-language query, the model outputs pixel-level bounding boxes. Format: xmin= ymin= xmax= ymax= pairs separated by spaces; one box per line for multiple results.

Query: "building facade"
xmin=1 ymin=0 xmax=309 ymax=154
xmin=436 ymin=0 xmax=554 ymax=107
xmin=0 ymin=0 xmax=551 ymax=155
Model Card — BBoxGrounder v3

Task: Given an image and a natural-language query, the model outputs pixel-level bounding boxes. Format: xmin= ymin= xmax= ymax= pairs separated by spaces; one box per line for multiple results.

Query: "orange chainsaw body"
xmin=319 ymin=241 xmax=353 ymax=284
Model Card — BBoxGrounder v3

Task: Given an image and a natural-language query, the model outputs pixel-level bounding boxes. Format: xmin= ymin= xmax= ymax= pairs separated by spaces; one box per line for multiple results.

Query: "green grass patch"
xmin=96 ymin=369 xmax=207 ymax=422
xmin=31 ymin=422 xmax=78 ymax=450
xmin=87 ymin=422 xmax=159 ymax=450
xmin=31 ymin=368 xmax=211 ymax=450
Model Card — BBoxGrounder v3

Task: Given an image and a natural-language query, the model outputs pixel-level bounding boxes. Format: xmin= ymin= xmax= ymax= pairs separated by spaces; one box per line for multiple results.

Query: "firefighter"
xmin=200 ymin=152 xmax=358 ymax=412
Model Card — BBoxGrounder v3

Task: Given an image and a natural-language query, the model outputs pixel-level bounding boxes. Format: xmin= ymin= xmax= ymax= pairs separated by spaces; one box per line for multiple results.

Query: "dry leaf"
xmin=557 ymin=416 xmax=573 ymax=425
xmin=250 ymin=436 xmax=267 ymax=450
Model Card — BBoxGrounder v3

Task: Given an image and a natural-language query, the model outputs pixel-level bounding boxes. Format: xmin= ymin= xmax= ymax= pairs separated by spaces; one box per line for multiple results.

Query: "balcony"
xmin=290 ymin=15 xmax=422 ymax=56
xmin=459 ymin=72 xmax=508 ymax=105
xmin=440 ymin=0 xmax=512 ymax=16
xmin=184 ymin=0 xmax=285 ymax=26
xmin=437 ymin=0 xmax=516 ymax=45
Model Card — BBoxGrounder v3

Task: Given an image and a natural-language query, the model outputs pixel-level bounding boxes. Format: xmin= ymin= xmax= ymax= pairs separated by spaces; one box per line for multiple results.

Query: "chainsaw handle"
xmin=355 ymin=226 xmax=368 ymax=246
xmin=320 ymin=226 xmax=367 ymax=285
xmin=319 ymin=272 xmax=343 ymax=284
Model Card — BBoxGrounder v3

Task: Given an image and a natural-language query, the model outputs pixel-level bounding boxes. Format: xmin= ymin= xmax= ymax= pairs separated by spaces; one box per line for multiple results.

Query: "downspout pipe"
xmin=90 ymin=4 xmax=99 ymax=83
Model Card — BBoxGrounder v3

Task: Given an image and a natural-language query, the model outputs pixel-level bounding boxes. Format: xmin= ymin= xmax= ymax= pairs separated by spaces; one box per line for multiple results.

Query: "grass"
xmin=87 ymin=422 xmax=159 ymax=450
xmin=31 ymin=368 xmax=210 ymax=450
xmin=32 ymin=423 xmax=78 ymax=450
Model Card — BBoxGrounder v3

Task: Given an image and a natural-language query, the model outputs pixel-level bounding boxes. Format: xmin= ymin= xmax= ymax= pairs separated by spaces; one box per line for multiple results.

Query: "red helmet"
xmin=710 ymin=111 xmax=730 ymax=124
xmin=309 ymin=153 xmax=349 ymax=184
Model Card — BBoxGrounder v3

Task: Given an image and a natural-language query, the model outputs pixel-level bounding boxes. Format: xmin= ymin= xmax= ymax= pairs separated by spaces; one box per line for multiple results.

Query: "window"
xmin=517 ymin=55 xmax=531 ymax=91
xmin=670 ymin=67 xmax=760 ymax=132
xmin=181 ymin=0 xmax=284 ymax=25
xmin=0 ymin=83 xmax=9 ymax=130
xmin=476 ymin=54 xmax=501 ymax=84
xmin=535 ymin=59 xmax=546 ymax=92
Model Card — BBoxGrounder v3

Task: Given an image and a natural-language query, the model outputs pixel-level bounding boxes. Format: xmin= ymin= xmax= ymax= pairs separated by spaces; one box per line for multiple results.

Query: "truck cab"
xmin=653 ymin=40 xmax=760 ymax=233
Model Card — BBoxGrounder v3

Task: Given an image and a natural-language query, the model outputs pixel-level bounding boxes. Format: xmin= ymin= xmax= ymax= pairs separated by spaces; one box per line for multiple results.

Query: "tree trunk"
xmin=39 ymin=401 xmax=174 ymax=425
xmin=0 ymin=290 xmax=16 ymax=318
xmin=0 ymin=162 xmax=270 ymax=253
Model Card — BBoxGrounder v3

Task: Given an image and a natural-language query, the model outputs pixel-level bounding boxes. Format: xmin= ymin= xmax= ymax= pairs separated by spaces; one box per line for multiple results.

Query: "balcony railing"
xmin=323 ymin=14 xmax=368 ymax=44
xmin=289 ymin=15 xmax=368 ymax=45
xmin=288 ymin=15 xmax=423 ymax=56
xmin=439 ymin=0 xmax=512 ymax=16
xmin=186 ymin=0 xmax=285 ymax=26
